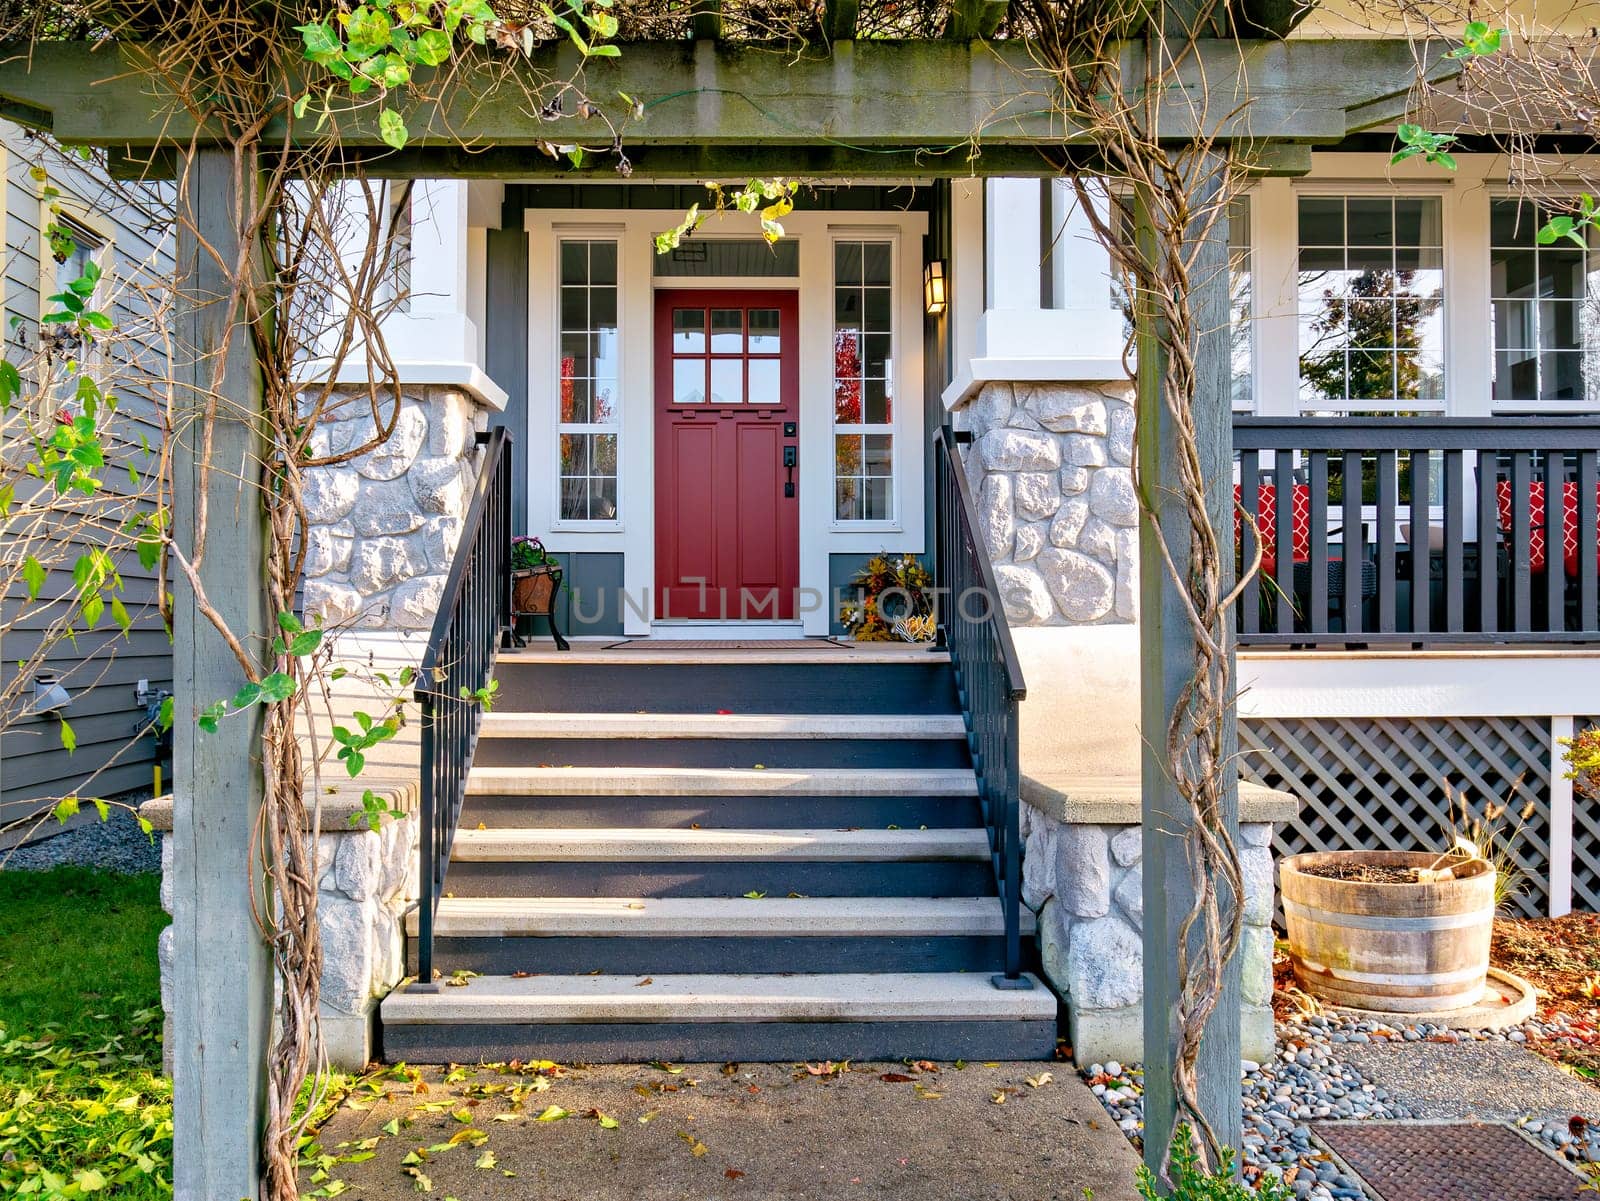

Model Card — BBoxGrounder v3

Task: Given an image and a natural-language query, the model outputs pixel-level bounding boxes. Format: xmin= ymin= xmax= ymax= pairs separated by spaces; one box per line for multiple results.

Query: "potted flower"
xmin=510 ymin=536 xmax=570 ymax=650
xmin=839 ymin=554 xmax=935 ymax=642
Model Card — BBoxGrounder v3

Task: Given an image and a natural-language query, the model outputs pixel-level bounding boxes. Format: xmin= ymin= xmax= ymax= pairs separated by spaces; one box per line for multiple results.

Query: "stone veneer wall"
xmin=964 ymin=380 xmax=1138 ymax=627
xmin=1020 ymin=799 xmax=1278 ymax=1064
xmin=155 ymin=796 xmax=418 ymax=1070
xmin=301 ymin=387 xmax=487 ymax=629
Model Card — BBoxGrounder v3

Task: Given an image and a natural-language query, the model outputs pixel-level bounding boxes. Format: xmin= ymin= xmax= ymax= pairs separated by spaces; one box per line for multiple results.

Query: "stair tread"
xmin=383 ymin=970 xmax=1054 ymax=1024
xmin=479 ymin=713 xmax=967 ymax=739
xmin=412 ymin=895 xmax=1033 ymax=937
xmin=466 ymin=766 xmax=979 ymax=797
xmin=451 ymin=827 xmax=992 ymax=861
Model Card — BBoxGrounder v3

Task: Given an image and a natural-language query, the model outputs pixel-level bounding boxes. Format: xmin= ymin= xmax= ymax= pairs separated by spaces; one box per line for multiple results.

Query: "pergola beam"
xmin=0 ymin=38 xmax=1454 ymax=153
xmin=824 ymin=0 xmax=861 ymax=42
xmin=944 ymin=0 xmax=1010 ymax=41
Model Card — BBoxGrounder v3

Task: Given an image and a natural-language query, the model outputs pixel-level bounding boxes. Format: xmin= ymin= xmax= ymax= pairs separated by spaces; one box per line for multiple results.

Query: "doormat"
xmin=599 ymin=639 xmax=851 ymax=650
xmin=1314 ymin=1120 xmax=1587 ymax=1201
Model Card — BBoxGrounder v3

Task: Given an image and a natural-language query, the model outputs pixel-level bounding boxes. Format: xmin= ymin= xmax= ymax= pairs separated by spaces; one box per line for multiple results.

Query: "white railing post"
xmin=1549 ymin=715 xmax=1576 ymax=918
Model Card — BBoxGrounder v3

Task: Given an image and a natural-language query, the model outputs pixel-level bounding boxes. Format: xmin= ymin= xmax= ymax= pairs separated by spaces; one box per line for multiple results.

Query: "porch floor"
xmin=300 ymin=1059 xmax=1143 ymax=1201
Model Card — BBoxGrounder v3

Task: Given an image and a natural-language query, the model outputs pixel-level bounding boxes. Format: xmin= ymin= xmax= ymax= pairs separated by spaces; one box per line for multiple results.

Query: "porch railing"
xmin=1233 ymin=416 xmax=1600 ymax=646
xmin=934 ymin=428 xmax=1029 ymax=987
xmin=414 ymin=427 xmax=514 ymax=987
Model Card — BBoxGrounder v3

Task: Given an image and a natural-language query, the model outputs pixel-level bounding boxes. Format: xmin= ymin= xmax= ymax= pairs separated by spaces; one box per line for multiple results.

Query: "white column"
xmin=984 ymin=178 xmax=1041 ymax=311
xmin=392 ymin=180 xmax=479 ymax=366
xmin=1048 ymin=179 xmax=1123 ymax=361
xmin=1446 ymin=174 xmax=1493 ymax=418
xmin=1253 ymin=177 xmax=1300 ymax=418
xmin=1549 ymin=715 xmax=1576 ymax=918
xmin=950 ymin=177 xmax=984 ymax=376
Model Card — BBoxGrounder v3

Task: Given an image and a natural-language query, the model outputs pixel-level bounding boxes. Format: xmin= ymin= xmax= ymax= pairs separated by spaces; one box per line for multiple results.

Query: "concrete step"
xmin=492 ymin=657 xmax=962 ymax=715
xmin=443 ymin=827 xmax=998 ymax=897
xmin=411 ymin=895 xmax=1031 ymax=938
xmin=379 ymin=971 xmax=1057 ymax=1063
xmin=465 ymin=766 xmax=980 ymax=798
xmin=383 ymin=970 xmax=1055 ymax=1024
xmin=479 ymin=713 xmax=968 ymax=739
xmin=410 ymin=895 xmax=1032 ymax=974
xmin=458 ymin=791 xmax=985 ymax=832
xmin=450 ymin=826 xmax=992 ymax=861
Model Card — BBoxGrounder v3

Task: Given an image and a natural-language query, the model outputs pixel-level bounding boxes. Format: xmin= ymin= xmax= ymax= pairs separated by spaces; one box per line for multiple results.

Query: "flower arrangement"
xmin=511 ymin=535 xmax=558 ymax=573
xmin=839 ymin=553 xmax=934 ymax=642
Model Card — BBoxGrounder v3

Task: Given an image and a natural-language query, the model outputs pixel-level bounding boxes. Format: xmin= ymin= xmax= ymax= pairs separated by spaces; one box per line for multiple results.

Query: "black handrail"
xmin=1233 ymin=416 xmax=1600 ymax=646
xmin=934 ymin=428 xmax=1029 ymax=987
xmin=414 ymin=427 xmax=513 ymax=987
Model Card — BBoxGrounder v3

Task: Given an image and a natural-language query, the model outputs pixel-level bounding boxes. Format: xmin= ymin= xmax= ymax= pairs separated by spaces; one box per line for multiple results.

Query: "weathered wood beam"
xmin=823 ymin=0 xmax=860 ymax=43
xmin=170 ymin=144 xmax=272 ymax=1201
xmin=1135 ymin=154 xmax=1243 ymax=1179
xmin=944 ymin=0 xmax=1010 ymax=40
xmin=690 ymin=0 xmax=723 ymax=42
xmin=0 ymin=38 xmax=1456 ymax=152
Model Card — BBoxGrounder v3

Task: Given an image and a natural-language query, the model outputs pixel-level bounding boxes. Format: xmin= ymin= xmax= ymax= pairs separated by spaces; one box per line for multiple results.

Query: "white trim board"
xmin=1238 ymin=648 xmax=1600 ymax=720
xmin=522 ymin=207 xmax=931 ymax=637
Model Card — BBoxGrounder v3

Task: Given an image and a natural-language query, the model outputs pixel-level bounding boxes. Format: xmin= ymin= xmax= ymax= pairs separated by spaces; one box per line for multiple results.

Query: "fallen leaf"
xmin=878 ymin=1072 xmax=915 ymax=1083
xmin=474 ymin=1149 xmax=497 ymax=1170
xmin=1026 ymin=1072 xmax=1054 ymax=1089
xmin=638 ymin=1110 xmax=660 ymax=1124
xmin=991 ymin=1090 xmax=1008 ymax=1105
xmin=650 ymin=1061 xmax=685 ymax=1074
xmin=594 ymin=1111 xmax=619 ymax=1129
xmin=742 ymin=891 xmax=767 ymax=899
xmin=720 ymin=1062 xmax=739 ymax=1076
xmin=635 ymin=977 xmax=654 ymax=986
xmin=913 ymin=1060 xmax=938 ymax=1073
xmin=677 ymin=1131 xmax=709 ymax=1157
xmin=535 ymin=1105 xmax=569 ymax=1122
xmin=725 ymin=1168 xmax=746 ymax=1180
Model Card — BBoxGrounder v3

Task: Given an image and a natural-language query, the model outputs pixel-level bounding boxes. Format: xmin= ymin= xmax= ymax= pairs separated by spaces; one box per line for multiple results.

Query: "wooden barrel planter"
xmin=1280 ymin=850 xmax=1497 ymax=1013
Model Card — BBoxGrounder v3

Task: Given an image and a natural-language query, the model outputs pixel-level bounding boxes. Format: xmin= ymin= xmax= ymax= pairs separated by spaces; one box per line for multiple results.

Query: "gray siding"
xmin=1 ymin=124 xmax=174 ymax=815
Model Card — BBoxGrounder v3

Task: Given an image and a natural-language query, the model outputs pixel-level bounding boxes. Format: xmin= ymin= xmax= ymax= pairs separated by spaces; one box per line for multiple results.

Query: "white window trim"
xmin=1287 ymin=189 xmax=1449 ymax=414
xmin=1484 ymin=188 xmax=1599 ymax=413
xmin=547 ymin=224 xmax=625 ymax=534
xmin=524 ymin=206 xmax=928 ymax=636
xmin=828 ymin=228 xmax=903 ymax=532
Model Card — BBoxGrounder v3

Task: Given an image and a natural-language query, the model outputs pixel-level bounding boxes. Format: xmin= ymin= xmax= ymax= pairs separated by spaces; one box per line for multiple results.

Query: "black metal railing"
xmin=414 ymin=427 xmax=514 ymax=986
xmin=934 ymin=429 xmax=1029 ymax=986
xmin=1234 ymin=416 xmax=1600 ymax=646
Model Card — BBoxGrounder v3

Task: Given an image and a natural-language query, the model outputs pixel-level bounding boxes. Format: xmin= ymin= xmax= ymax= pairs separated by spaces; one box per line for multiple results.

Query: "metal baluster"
xmin=1546 ymin=449 xmax=1567 ymax=634
xmin=1511 ymin=450 xmax=1532 ymax=632
xmin=1376 ymin=449 xmax=1397 ymax=635
xmin=1308 ymin=451 xmax=1328 ymax=636
xmin=1410 ymin=449 xmax=1430 ymax=639
xmin=1478 ymin=449 xmax=1500 ymax=635
xmin=1342 ymin=450 xmax=1364 ymax=638
xmin=1444 ymin=449 xmax=1464 ymax=634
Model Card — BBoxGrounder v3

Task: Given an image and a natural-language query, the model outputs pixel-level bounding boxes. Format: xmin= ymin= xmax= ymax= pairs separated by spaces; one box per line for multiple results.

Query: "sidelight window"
xmin=833 ymin=239 xmax=895 ymax=522
xmin=557 ymin=238 xmax=620 ymax=522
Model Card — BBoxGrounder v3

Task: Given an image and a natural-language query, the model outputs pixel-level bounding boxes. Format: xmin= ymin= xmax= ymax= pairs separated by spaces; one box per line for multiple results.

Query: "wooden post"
xmin=1136 ymin=153 xmax=1244 ymax=1176
xmin=169 ymin=143 xmax=272 ymax=1201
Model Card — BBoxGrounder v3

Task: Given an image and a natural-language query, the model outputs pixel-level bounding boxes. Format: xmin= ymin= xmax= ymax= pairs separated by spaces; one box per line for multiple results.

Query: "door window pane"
xmin=710 ymin=309 xmax=744 ymax=352
xmin=748 ymin=309 xmax=782 ymax=353
xmin=673 ymin=359 xmax=706 ymax=405
xmin=709 ymin=358 xmax=744 ymax=406
xmin=748 ymin=359 xmax=780 ymax=406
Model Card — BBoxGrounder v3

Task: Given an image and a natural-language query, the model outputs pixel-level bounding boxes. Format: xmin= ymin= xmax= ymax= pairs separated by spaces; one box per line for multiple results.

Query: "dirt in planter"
xmin=1298 ymin=862 xmax=1424 ymax=884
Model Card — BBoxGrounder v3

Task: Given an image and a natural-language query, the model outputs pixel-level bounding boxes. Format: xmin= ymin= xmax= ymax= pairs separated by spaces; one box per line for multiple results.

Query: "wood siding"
xmin=2 ymin=122 xmax=174 ymax=815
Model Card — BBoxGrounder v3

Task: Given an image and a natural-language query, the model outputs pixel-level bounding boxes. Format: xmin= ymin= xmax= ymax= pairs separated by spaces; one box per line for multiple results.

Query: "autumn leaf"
xmin=1026 ymin=1072 xmax=1054 ymax=1089
xmin=535 ymin=1105 xmax=569 ymax=1121
xmin=677 ymin=1131 xmax=709 ymax=1157
xmin=725 ymin=1168 xmax=746 ymax=1179
xmin=878 ymin=1072 xmax=914 ymax=1083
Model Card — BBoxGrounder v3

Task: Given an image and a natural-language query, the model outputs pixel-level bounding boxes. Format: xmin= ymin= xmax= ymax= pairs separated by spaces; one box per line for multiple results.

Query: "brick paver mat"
xmin=1315 ymin=1120 xmax=1586 ymax=1201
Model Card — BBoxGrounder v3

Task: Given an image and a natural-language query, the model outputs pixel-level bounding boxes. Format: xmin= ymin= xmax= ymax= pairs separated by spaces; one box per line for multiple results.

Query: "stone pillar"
xmin=149 ymin=785 xmax=419 ymax=1072
xmin=301 ymin=386 xmax=487 ymax=631
xmin=1018 ymin=787 xmax=1290 ymax=1066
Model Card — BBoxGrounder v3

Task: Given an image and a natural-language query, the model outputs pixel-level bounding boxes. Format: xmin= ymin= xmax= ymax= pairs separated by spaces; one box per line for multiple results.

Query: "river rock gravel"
xmin=1082 ymin=1011 xmax=1600 ymax=1198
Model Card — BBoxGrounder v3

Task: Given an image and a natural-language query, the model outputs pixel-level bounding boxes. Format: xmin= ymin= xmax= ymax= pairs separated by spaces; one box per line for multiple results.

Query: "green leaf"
xmin=54 ymin=795 xmax=80 ymax=823
xmin=231 ymin=681 xmax=265 ymax=709
xmin=298 ymin=21 xmax=343 ymax=58
xmin=414 ymin=28 xmax=452 ymax=66
xmin=22 ymin=555 xmax=46 ymax=599
xmin=379 ymin=108 xmax=409 ymax=150
xmin=587 ymin=42 xmax=621 ymax=56
xmin=110 ymin=596 xmax=132 ymax=634
xmin=159 ymin=695 xmax=174 ymax=731
xmin=198 ymin=701 xmax=226 ymax=734
xmin=288 ymin=629 xmax=324 ymax=657
xmin=259 ymin=672 xmax=297 ymax=703
xmin=277 ymin=610 xmax=304 ymax=635
xmin=0 ymin=359 xmax=21 ymax=410
xmin=294 ymin=93 xmax=312 ymax=119
xmin=59 ymin=717 xmax=77 ymax=754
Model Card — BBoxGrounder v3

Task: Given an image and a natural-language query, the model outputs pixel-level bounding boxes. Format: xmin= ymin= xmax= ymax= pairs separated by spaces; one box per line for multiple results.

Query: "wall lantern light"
xmin=923 ymin=260 xmax=948 ymax=315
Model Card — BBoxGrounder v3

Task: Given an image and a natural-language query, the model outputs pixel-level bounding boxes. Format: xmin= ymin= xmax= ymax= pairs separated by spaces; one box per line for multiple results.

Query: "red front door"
xmin=654 ymin=290 xmax=800 ymax=621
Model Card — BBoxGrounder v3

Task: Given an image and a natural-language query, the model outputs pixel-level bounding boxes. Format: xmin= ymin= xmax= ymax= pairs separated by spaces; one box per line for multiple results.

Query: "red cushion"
xmin=1235 ymin=482 xmax=1310 ymax=577
xmin=1496 ymin=478 xmax=1600 ymax=575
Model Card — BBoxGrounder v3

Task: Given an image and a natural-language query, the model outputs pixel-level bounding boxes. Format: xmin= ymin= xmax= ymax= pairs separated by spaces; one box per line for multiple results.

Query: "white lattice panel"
xmin=1239 ymin=715 xmax=1554 ymax=918
xmin=1574 ymin=720 xmax=1600 ymax=913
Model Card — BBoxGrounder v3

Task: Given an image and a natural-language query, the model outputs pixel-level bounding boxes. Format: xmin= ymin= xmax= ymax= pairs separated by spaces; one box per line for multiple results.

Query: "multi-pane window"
xmin=1297 ymin=196 xmax=1445 ymax=409
xmin=669 ymin=305 xmax=784 ymax=407
xmin=1229 ymin=196 xmax=1254 ymax=408
xmin=833 ymin=240 xmax=894 ymax=522
xmin=1490 ymin=199 xmax=1600 ymax=406
xmin=557 ymin=239 xmax=620 ymax=521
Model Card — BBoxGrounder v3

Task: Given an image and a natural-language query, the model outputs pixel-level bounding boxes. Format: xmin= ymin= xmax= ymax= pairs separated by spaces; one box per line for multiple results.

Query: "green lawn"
xmin=0 ymin=867 xmax=171 ymax=1198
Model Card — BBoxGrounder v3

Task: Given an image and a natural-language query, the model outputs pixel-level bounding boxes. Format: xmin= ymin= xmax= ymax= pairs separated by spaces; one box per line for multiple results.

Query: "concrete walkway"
xmin=304 ymin=1059 xmax=1143 ymax=1201
xmin=1335 ymin=1039 xmax=1600 ymax=1126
